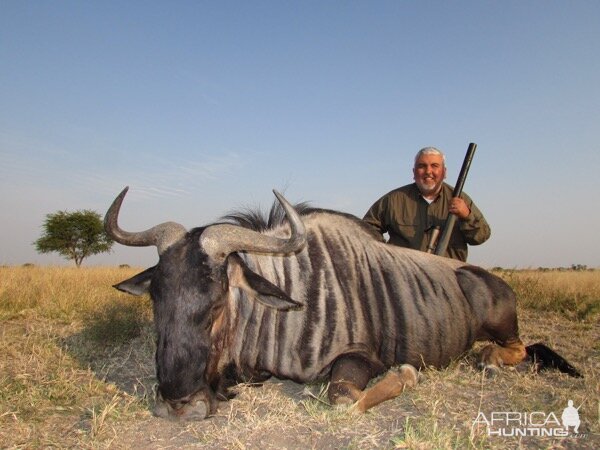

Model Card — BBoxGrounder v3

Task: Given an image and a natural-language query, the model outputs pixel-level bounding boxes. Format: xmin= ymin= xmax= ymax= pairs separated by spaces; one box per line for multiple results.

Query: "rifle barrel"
xmin=434 ymin=142 xmax=477 ymax=256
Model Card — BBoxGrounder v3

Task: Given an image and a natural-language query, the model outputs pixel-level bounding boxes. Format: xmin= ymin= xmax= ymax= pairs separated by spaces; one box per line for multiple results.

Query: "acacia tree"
xmin=34 ymin=210 xmax=113 ymax=267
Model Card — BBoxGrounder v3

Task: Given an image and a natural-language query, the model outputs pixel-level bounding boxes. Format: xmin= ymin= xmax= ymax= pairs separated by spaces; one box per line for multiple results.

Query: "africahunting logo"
xmin=472 ymin=400 xmax=586 ymax=438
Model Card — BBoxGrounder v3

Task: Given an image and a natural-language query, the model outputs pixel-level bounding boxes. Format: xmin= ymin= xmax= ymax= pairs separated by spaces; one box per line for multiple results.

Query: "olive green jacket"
xmin=363 ymin=183 xmax=491 ymax=261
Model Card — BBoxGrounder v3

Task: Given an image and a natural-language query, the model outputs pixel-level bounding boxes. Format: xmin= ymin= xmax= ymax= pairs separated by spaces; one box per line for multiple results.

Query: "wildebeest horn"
xmin=104 ymin=186 xmax=187 ymax=255
xmin=199 ymin=190 xmax=307 ymax=261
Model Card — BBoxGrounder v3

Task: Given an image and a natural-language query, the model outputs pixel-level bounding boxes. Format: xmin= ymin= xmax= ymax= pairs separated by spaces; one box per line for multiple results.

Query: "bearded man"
xmin=363 ymin=147 xmax=490 ymax=261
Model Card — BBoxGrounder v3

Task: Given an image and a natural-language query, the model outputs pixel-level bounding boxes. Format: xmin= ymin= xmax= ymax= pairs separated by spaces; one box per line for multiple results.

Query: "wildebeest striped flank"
xmin=104 ymin=187 xmax=581 ymax=420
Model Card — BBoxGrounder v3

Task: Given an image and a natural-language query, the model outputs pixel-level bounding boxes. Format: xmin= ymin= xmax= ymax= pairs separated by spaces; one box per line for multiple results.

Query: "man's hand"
xmin=449 ymin=197 xmax=470 ymax=220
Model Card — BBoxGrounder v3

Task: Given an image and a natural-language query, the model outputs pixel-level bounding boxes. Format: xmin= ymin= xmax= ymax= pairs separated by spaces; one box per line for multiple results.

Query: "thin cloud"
xmin=120 ymin=152 xmax=246 ymax=199
xmin=1 ymin=131 xmax=247 ymax=202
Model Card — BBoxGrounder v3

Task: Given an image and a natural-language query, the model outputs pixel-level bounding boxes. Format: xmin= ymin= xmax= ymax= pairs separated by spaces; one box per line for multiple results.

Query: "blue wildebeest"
xmin=105 ymin=187 xmax=581 ymax=420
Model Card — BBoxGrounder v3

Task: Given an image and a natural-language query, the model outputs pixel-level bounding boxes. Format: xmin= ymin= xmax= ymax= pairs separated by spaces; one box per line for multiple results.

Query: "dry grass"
xmin=495 ymin=269 xmax=600 ymax=322
xmin=0 ymin=266 xmax=598 ymax=449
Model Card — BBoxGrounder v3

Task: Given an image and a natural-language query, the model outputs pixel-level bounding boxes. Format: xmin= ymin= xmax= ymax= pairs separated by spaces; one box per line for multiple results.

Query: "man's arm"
xmin=363 ymin=196 xmax=388 ymax=237
xmin=457 ymin=197 xmax=491 ymax=245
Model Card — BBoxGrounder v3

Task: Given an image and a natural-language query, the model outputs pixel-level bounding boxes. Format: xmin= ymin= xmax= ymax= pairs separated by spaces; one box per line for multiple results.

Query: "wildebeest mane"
xmin=220 ymin=201 xmax=383 ymax=240
xmin=220 ymin=200 xmax=313 ymax=231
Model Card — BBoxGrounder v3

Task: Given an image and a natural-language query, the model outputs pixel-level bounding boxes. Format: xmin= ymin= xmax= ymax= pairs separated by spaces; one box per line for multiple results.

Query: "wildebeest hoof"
xmin=479 ymin=364 xmax=500 ymax=378
xmin=332 ymin=395 xmax=355 ymax=407
xmin=398 ymin=364 xmax=419 ymax=387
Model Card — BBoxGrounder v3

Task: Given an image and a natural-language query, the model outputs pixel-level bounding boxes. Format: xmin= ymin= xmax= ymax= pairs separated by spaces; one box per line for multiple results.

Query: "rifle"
xmin=433 ymin=142 xmax=477 ymax=256
xmin=425 ymin=226 xmax=441 ymax=253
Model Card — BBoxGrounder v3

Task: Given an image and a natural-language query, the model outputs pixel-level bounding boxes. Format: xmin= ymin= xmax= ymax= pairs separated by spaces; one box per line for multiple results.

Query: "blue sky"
xmin=1 ymin=1 xmax=599 ymax=268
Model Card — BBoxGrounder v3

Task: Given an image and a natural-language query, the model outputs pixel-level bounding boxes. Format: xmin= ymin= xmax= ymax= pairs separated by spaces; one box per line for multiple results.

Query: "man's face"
xmin=413 ymin=154 xmax=446 ymax=197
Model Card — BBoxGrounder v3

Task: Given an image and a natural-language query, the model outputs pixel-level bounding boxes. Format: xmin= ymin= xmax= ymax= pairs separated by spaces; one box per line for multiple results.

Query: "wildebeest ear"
xmin=227 ymin=255 xmax=303 ymax=311
xmin=113 ymin=266 xmax=155 ymax=296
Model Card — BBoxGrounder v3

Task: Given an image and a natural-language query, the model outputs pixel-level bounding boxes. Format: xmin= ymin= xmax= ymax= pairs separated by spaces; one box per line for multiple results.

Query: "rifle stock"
xmin=426 ymin=226 xmax=441 ymax=253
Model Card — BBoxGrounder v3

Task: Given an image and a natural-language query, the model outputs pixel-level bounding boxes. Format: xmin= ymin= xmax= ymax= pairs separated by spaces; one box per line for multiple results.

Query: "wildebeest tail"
xmin=525 ymin=343 xmax=583 ymax=378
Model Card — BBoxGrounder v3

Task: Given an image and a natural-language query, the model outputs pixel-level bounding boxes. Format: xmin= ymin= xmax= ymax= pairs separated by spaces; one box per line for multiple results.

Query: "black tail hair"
xmin=526 ymin=343 xmax=583 ymax=378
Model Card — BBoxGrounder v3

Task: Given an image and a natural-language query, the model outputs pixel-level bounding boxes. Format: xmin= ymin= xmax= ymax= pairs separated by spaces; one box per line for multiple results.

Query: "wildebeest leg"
xmin=328 ymin=355 xmax=419 ymax=413
xmin=477 ymin=295 xmax=527 ymax=374
xmin=456 ymin=266 xmax=528 ymax=375
xmin=352 ymin=365 xmax=419 ymax=413
xmin=478 ymin=338 xmax=527 ymax=375
xmin=328 ymin=354 xmax=372 ymax=406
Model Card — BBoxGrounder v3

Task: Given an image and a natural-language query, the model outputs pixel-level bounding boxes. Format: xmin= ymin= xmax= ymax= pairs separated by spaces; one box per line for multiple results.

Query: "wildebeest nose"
xmin=153 ymin=392 xmax=210 ymax=421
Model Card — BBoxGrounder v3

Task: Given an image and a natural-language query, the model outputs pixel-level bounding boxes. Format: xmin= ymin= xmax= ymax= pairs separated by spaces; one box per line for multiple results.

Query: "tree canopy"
xmin=34 ymin=210 xmax=113 ymax=267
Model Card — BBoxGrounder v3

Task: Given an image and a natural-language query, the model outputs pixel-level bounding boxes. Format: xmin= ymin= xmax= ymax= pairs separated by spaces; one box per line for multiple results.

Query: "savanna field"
xmin=1 ymin=266 xmax=598 ymax=449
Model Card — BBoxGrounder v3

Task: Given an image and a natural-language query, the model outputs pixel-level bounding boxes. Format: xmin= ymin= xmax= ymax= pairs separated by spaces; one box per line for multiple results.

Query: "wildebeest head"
xmin=104 ymin=187 xmax=306 ymax=420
